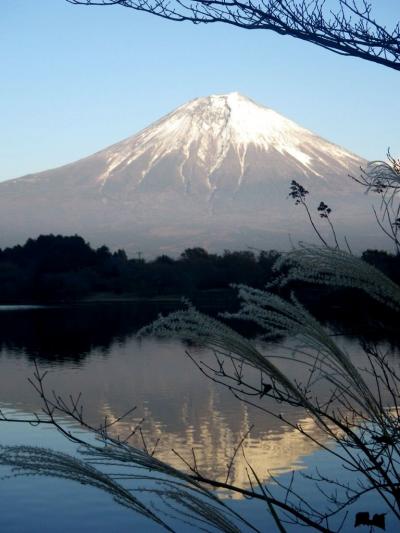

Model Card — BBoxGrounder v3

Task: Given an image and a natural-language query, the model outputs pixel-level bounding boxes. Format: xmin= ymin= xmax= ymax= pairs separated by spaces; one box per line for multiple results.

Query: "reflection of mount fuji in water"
xmin=102 ymin=395 xmax=326 ymax=491
xmin=0 ymin=332 xmax=333 ymax=490
xmin=0 ymin=93 xmax=381 ymax=254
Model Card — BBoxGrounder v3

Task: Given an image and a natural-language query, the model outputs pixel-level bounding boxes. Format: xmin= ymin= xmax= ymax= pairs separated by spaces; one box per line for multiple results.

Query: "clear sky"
xmin=1 ymin=0 xmax=399 ymax=181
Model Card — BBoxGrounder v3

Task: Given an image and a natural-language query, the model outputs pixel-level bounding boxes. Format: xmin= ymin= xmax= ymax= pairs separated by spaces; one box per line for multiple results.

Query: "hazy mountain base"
xmin=0 ymin=187 xmax=383 ymax=256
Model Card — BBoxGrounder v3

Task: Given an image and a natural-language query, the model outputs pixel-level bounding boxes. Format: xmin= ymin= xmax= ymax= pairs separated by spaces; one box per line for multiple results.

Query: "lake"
xmin=0 ymin=303 xmax=397 ymax=531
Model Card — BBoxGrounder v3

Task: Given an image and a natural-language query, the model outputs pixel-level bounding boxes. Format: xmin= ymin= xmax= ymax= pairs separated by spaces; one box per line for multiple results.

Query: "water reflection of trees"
xmin=0 ymin=303 xmax=177 ymax=362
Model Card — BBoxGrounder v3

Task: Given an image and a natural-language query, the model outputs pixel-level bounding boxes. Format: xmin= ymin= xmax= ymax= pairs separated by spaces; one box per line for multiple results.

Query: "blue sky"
xmin=1 ymin=0 xmax=399 ymax=181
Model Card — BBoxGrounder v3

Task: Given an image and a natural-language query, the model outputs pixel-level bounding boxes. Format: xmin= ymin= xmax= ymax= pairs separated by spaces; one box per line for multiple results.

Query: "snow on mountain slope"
xmin=91 ymin=92 xmax=361 ymax=196
xmin=0 ymin=93 xmax=381 ymax=255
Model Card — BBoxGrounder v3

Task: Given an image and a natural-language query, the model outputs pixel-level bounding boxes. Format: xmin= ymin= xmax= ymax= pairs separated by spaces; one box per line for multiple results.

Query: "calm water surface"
xmin=0 ymin=303 xmax=397 ymax=531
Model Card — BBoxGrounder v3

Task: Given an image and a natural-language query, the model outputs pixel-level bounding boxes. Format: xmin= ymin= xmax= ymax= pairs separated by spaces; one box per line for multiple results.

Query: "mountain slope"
xmin=0 ymin=93 xmax=379 ymax=254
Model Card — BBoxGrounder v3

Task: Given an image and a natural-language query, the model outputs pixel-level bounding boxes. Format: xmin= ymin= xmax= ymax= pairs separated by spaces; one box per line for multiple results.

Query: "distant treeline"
xmin=0 ymin=234 xmax=281 ymax=302
xmin=0 ymin=235 xmax=399 ymax=328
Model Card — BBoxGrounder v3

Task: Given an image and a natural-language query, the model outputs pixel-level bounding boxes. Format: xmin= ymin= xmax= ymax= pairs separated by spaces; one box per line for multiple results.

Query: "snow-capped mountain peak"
xmin=0 ymin=92 xmax=376 ymax=255
xmin=96 ymin=92 xmax=360 ymax=191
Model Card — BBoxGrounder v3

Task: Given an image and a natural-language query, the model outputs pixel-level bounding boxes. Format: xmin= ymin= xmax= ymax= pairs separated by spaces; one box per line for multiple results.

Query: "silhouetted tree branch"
xmin=68 ymin=0 xmax=400 ymax=71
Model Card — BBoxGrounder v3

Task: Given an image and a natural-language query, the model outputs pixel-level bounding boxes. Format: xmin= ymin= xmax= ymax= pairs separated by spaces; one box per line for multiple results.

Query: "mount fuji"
xmin=0 ymin=93 xmax=380 ymax=255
